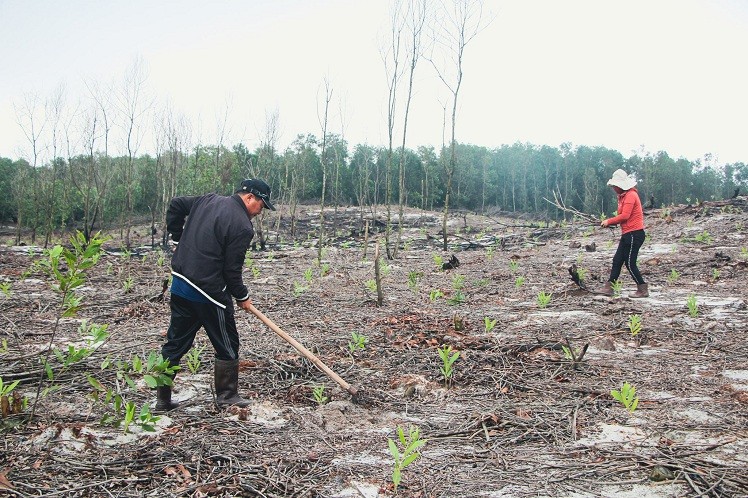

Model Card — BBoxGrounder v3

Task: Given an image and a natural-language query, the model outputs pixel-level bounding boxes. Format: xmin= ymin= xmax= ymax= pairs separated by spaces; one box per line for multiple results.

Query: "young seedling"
xmin=312 ymin=384 xmax=328 ymax=405
xmin=484 ymin=317 xmax=497 ymax=333
xmin=686 ymin=294 xmax=699 ymax=317
xmin=451 ymin=274 xmax=465 ymax=290
xmin=446 ymin=290 xmax=466 ymax=305
xmin=348 ymin=332 xmax=368 ymax=353
xmin=508 ymin=259 xmax=519 ymax=274
xmin=712 ymin=268 xmax=720 ymax=280
xmin=438 ymin=345 xmax=460 ymax=387
xmin=303 ymin=268 xmax=314 ymax=283
xmin=429 ymin=289 xmax=444 ymax=301
xmin=433 ymin=254 xmax=444 ymax=271
xmin=185 ymin=345 xmax=206 ymax=374
xmin=536 ymin=291 xmax=552 ymax=308
xmin=514 ymin=276 xmax=525 ymax=288
xmin=388 ymin=425 xmax=427 ymax=491
xmin=610 ymin=280 xmax=623 ymax=297
xmin=694 ymin=230 xmax=712 ymax=244
xmin=0 ymin=281 xmax=11 ymax=297
xmin=667 ymin=269 xmax=680 ymax=284
xmin=628 ymin=314 xmax=642 ymax=336
xmin=611 ymin=382 xmax=639 ymax=413
xmin=407 ymin=271 xmax=422 ymax=293
xmin=293 ymin=281 xmax=307 ymax=297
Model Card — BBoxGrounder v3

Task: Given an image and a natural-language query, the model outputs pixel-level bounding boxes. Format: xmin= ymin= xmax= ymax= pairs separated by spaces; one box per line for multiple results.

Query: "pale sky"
xmin=1 ymin=0 xmax=747 ymax=165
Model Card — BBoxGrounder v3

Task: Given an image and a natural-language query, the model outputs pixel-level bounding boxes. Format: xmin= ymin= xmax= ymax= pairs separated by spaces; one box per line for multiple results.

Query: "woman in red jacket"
xmin=598 ymin=169 xmax=649 ymax=298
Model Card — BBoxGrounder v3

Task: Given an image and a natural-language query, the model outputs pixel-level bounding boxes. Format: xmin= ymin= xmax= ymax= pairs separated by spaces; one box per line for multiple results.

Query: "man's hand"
xmin=600 ymin=219 xmax=609 ymax=228
xmin=236 ymin=298 xmax=253 ymax=312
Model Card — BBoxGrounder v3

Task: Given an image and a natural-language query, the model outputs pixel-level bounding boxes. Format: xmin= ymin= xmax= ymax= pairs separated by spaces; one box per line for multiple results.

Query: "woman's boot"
xmin=630 ymin=283 xmax=649 ymax=298
xmin=597 ymin=281 xmax=614 ymax=296
xmin=155 ymin=373 xmax=179 ymax=411
xmin=214 ymin=359 xmax=251 ymax=408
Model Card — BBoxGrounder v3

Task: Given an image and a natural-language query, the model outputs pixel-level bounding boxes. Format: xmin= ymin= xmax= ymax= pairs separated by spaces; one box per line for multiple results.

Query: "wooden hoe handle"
xmin=248 ymin=304 xmax=358 ymax=396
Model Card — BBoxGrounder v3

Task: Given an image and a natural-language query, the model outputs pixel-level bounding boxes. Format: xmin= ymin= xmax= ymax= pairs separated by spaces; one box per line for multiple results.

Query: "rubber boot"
xmin=155 ymin=373 xmax=179 ymax=411
xmin=214 ymin=359 xmax=251 ymax=408
xmin=630 ymin=283 xmax=649 ymax=298
xmin=597 ymin=281 xmax=614 ymax=296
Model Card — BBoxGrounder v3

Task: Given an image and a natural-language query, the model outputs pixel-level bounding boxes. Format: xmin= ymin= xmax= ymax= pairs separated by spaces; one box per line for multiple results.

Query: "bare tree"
xmin=380 ymin=0 xmax=406 ymax=259
xmin=42 ymin=86 xmax=67 ymax=247
xmin=428 ymin=0 xmax=486 ymax=251
xmin=117 ymin=59 xmax=151 ymax=248
xmin=394 ymin=0 xmax=428 ymax=257
xmin=13 ymin=92 xmax=47 ymax=244
xmin=316 ymin=78 xmax=333 ymax=263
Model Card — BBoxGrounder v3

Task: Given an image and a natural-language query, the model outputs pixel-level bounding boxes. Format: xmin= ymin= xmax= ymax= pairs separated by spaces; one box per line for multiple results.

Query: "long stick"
xmin=248 ymin=304 xmax=358 ymax=396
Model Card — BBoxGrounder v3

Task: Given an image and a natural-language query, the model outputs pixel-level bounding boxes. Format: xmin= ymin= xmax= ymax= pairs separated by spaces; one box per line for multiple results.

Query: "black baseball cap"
xmin=236 ymin=179 xmax=276 ymax=211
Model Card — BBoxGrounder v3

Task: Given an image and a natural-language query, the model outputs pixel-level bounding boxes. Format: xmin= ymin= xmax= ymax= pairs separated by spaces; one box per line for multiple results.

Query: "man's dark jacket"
xmin=167 ymin=193 xmax=254 ymax=304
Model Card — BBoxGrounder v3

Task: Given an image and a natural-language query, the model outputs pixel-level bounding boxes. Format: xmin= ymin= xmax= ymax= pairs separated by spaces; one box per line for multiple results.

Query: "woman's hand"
xmin=600 ymin=219 xmax=609 ymax=228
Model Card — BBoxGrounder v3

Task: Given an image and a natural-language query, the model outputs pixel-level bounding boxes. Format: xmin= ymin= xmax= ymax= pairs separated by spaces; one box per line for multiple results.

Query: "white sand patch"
xmin=722 ymin=370 xmax=748 ymax=381
xmin=330 ymin=482 xmax=381 ymax=498
xmin=575 ymin=423 xmax=649 ymax=447
xmin=486 ymin=483 xmax=688 ymax=497
xmin=331 ymin=449 xmax=388 ymax=466
xmin=642 ymin=243 xmax=678 ymax=255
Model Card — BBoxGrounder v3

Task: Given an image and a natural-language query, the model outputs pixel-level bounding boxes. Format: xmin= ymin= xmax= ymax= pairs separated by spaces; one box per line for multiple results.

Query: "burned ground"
xmin=1 ymin=199 xmax=747 ymax=497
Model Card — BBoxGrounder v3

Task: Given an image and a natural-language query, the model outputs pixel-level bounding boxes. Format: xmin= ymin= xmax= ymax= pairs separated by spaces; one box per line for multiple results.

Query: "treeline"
xmin=1 ymin=137 xmax=746 ymax=247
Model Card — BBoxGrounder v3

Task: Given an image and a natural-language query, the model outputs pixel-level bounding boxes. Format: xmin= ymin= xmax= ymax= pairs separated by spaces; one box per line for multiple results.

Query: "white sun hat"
xmin=607 ymin=169 xmax=637 ymax=190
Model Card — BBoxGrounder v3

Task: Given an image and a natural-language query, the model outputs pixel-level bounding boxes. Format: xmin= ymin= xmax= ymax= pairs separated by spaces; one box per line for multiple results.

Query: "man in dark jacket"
xmin=156 ymin=178 xmax=275 ymax=411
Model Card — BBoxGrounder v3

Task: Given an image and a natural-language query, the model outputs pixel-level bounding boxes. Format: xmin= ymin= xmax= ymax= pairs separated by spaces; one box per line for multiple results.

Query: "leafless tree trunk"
xmin=117 ymin=59 xmax=150 ymax=249
xmin=317 ymin=79 xmax=333 ymax=263
xmin=43 ymin=86 xmax=66 ymax=247
xmin=381 ymin=1 xmax=406 ymax=259
xmin=14 ymin=92 xmax=47 ymax=245
xmin=429 ymin=0 xmax=486 ymax=251
xmin=394 ymin=0 xmax=427 ymax=258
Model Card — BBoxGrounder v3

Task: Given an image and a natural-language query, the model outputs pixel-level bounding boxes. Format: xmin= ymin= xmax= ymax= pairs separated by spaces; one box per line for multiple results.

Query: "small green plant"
xmin=348 ymin=332 xmax=368 ymax=353
xmin=429 ymin=289 xmax=443 ymax=301
xmin=407 ymin=271 xmax=422 ymax=293
xmin=611 ymin=382 xmax=639 ymax=413
xmin=303 ymin=268 xmax=314 ymax=283
xmin=686 ymin=294 xmax=699 ymax=317
xmin=610 ymin=280 xmax=623 ymax=297
xmin=446 ymin=290 xmax=466 ymax=305
xmin=536 ymin=291 xmax=552 ymax=308
xmin=123 ymin=276 xmax=135 ymax=293
xmin=514 ymin=276 xmax=525 ymax=288
xmin=365 ymin=279 xmax=377 ymax=293
xmin=694 ymin=230 xmax=713 ymax=244
xmin=0 ymin=376 xmax=20 ymax=399
xmin=0 ymin=281 xmax=11 ymax=297
xmin=319 ymin=263 xmax=331 ymax=277
xmin=484 ymin=317 xmax=497 ymax=333
xmin=486 ymin=246 xmax=495 ymax=259
xmin=668 ymin=269 xmax=680 ymax=284
xmin=438 ymin=345 xmax=460 ymax=386
xmin=251 ymin=266 xmax=261 ymax=279
xmin=451 ymin=274 xmax=465 ymax=290
xmin=185 ymin=345 xmax=206 ymax=374
xmin=0 ymin=339 xmax=8 ymax=354
xmin=740 ymin=247 xmax=748 ymax=260
xmin=312 ymin=384 xmax=328 ymax=405
xmin=293 ymin=281 xmax=308 ymax=297
xmin=576 ymin=266 xmax=588 ymax=283
xmin=508 ymin=259 xmax=519 ymax=273
xmin=561 ymin=345 xmax=583 ymax=361
xmin=433 ymin=254 xmax=444 ymax=270
xmin=121 ymin=249 xmax=132 ymax=261
xmin=628 ymin=314 xmax=642 ymax=336
xmin=388 ymin=426 xmax=426 ymax=491
xmin=712 ymin=268 xmax=720 ymax=280
xmin=156 ymin=251 xmax=165 ymax=267
xmin=606 ymin=240 xmax=614 ymax=250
